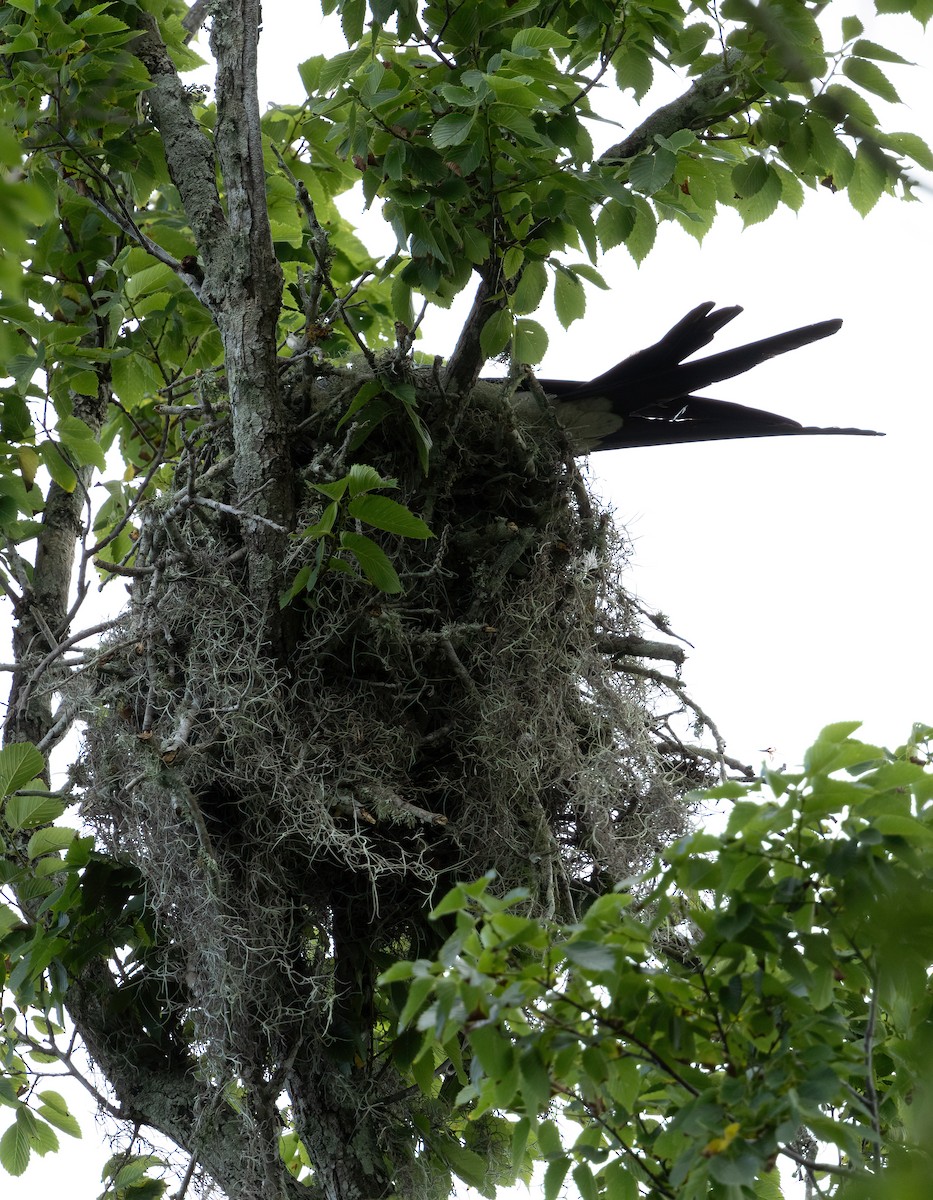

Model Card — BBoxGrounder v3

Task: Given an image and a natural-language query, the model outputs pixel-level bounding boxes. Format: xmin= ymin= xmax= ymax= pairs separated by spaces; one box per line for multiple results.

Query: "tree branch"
xmin=132 ymin=6 xmax=294 ymax=633
xmin=598 ymin=633 xmax=686 ymax=666
xmin=131 ymin=18 xmax=227 ymax=253
xmin=599 ymin=50 xmax=748 ymax=163
xmin=443 ymin=264 xmax=502 ymax=396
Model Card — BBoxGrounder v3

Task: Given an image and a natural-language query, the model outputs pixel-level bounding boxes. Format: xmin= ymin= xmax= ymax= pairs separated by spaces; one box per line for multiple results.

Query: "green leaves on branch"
xmin=479 ymin=258 xmax=607 ymax=364
xmin=0 ymin=743 xmax=90 ymax=1178
xmin=282 ymin=462 xmax=433 ymax=602
xmin=336 ymin=377 xmax=433 ymax=471
xmin=305 ymin=0 xmax=931 ymax=324
xmin=384 ymin=723 xmax=933 ymax=1199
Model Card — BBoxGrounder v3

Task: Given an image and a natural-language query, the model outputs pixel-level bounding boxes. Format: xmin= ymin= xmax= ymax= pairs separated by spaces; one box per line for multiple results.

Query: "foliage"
xmin=0 ymin=0 xmax=931 ymax=1197
xmin=385 ymin=721 xmax=933 ymax=1199
xmin=282 ymin=461 xmax=435 ymax=600
xmin=0 ymin=2 xmax=929 ymax=559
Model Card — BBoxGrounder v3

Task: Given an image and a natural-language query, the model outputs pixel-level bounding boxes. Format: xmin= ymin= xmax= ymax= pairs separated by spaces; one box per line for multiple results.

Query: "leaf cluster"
xmin=297 ymin=0 xmax=932 ymax=362
xmin=282 ymin=460 xmax=433 ymax=599
xmin=384 ymin=722 xmax=933 ymax=1198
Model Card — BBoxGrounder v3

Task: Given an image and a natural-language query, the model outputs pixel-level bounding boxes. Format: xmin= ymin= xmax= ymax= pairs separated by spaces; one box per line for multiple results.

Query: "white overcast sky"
xmin=5 ymin=1 xmax=931 ymax=1195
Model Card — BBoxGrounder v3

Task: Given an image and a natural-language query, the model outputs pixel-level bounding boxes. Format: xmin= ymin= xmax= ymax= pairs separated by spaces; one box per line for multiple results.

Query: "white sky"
xmin=5 ymin=1 xmax=932 ymax=1195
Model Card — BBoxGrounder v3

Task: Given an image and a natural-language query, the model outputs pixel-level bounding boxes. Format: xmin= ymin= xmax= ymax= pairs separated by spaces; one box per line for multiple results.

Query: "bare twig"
xmin=598 ymin=633 xmax=686 ymax=666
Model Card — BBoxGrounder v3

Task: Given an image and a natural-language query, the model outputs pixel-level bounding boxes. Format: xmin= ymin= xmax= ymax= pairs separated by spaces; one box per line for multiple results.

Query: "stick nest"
xmin=72 ymin=358 xmax=721 ymax=1195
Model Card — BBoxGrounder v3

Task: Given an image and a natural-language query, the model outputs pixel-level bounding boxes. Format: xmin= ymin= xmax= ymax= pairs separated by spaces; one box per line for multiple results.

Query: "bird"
xmin=512 ymin=301 xmax=883 ymax=453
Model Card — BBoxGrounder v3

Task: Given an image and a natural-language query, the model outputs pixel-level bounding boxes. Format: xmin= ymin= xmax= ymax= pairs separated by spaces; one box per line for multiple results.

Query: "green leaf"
xmin=123 ymin=263 xmax=176 ymax=303
xmin=537 ymin=1119 xmax=563 ymax=1160
xmin=347 ymin=495 xmax=433 ymax=539
xmin=848 ymin=144 xmax=887 ymax=216
xmin=377 ymin=960 xmax=414 ymax=984
xmin=339 ymin=532 xmax=402 ymax=593
xmin=553 ymin=267 xmax=586 ymax=331
xmin=391 ymin=271 xmax=413 ymax=323
xmin=774 ymin=165 xmax=805 ymax=212
xmin=882 ymin=130 xmax=933 ymax=170
xmin=480 ymin=310 xmax=513 ymax=359
xmin=435 ymin=1137 xmax=490 ymax=1192
xmin=0 ymin=743 xmax=44 ymax=797
xmin=36 ymin=1092 xmax=81 ymax=1140
xmin=543 ymin=1156 xmax=570 ymax=1200
xmin=469 ymin=1024 xmax=514 ymax=1080
xmin=39 ymin=442 xmax=77 ymax=493
xmin=842 ymin=57 xmax=901 ymax=103
xmin=512 ymin=319 xmax=547 ymax=365
xmin=399 ymin=976 xmax=435 ymax=1029
xmin=313 ymin=479 xmax=349 ymax=502
xmin=502 ymin=247 xmax=524 ymax=279
xmin=753 ymin=1166 xmax=785 ymax=1199
xmin=112 ymin=1155 xmax=165 ymax=1189
xmin=510 ymin=27 xmax=571 ymax=53
xmin=5 ymin=792 xmax=65 ymax=831
xmin=624 ymin=197 xmax=656 ymax=264
xmin=735 ymin=165 xmax=782 ymax=226
xmin=599 ymin=1159 xmax=638 ymax=1199
xmin=55 ymin=416 xmax=104 ymax=469
xmin=512 ymin=261 xmax=548 ymax=315
xmin=431 ymin=113 xmax=475 ymax=150
xmin=629 ymin=147 xmax=676 ymax=195
xmin=519 ymin=1046 xmax=551 ymax=1113
xmin=614 ymin=45 xmax=653 ymax=101
xmin=336 ymin=380 xmax=385 ymax=432
xmin=112 ymin=352 xmax=163 ymax=409
xmin=562 ymin=939 xmax=616 ymax=972
xmin=873 ymin=814 xmax=933 ymax=842
xmin=340 ymin=0 xmax=365 ymax=43
xmin=348 ymin=463 xmax=395 ymax=496
xmin=0 ymin=1110 xmax=31 ymax=1176
xmin=732 ymin=157 xmax=771 ymax=198
xmin=572 ymin=1162 xmax=598 ymax=1200
xmin=566 ymin=263 xmax=609 ymax=290
xmin=26 ymin=826 xmax=78 ymax=859
xmin=596 ymin=200 xmax=634 ymax=251
xmin=841 ymin=16 xmax=864 ymax=40
xmin=851 ymin=39 xmax=911 ymax=65
xmin=301 ymin=501 xmax=339 ymax=539
xmin=820 ymin=84 xmax=879 ymax=131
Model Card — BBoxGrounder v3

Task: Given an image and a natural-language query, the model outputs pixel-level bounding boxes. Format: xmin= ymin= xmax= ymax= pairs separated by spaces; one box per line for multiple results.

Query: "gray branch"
xmin=130 ymin=16 xmax=227 ymax=254
xmin=131 ymin=7 xmax=294 ymax=632
xmin=598 ymin=634 xmax=686 ymax=666
xmin=599 ymin=50 xmax=746 ymax=163
xmin=443 ymin=264 xmax=502 ymax=396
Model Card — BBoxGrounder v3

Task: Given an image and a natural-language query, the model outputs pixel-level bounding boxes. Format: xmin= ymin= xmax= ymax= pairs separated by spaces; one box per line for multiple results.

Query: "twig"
xmin=598 ymin=633 xmax=686 ymax=666
xmin=20 ymin=618 xmax=121 ymax=706
xmin=863 ymin=981 xmax=881 ymax=1168
xmin=778 ymin=1143 xmax=856 ymax=1178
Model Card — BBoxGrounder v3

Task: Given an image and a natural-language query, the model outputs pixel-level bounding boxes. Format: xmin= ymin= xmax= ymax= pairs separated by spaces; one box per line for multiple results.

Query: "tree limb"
xmin=443 ymin=264 xmax=502 ymax=395
xmin=598 ymin=634 xmax=686 ymax=666
xmin=599 ymin=50 xmax=748 ymax=164
xmin=132 ymin=6 xmax=294 ymax=632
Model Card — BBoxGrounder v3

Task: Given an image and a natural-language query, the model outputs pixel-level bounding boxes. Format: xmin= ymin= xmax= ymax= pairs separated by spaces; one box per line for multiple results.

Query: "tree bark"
xmin=132 ymin=6 xmax=294 ymax=633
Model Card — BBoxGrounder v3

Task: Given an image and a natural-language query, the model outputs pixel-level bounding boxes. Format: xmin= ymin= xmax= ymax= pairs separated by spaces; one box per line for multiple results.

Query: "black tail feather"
xmin=525 ymin=304 xmax=881 ymax=451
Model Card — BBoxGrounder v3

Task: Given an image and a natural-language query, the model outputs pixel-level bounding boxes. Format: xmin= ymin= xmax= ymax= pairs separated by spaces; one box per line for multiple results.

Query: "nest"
xmin=72 ymin=358 xmax=719 ymax=1192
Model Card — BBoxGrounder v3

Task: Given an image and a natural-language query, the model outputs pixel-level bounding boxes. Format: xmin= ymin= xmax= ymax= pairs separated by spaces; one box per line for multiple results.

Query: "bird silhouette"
xmin=521 ymin=301 xmax=882 ymax=453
